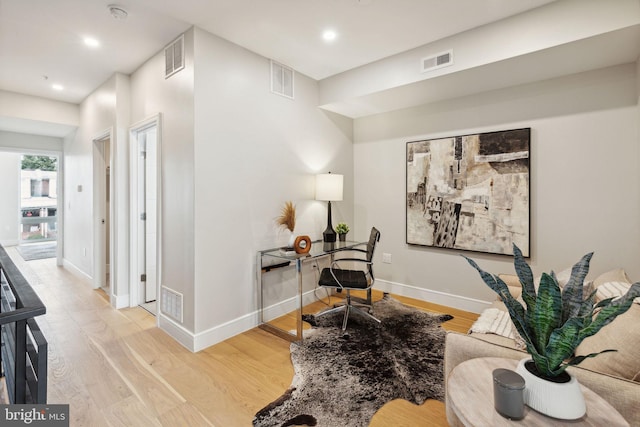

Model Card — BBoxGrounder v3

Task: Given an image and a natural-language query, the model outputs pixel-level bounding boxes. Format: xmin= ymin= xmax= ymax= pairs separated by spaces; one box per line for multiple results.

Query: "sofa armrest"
xmin=444 ymin=332 xmax=640 ymax=426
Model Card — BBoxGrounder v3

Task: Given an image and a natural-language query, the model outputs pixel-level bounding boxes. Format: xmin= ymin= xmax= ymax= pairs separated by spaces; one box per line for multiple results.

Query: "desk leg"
xmin=296 ymin=258 xmax=303 ymax=341
xmin=257 ymin=251 xmax=264 ymax=325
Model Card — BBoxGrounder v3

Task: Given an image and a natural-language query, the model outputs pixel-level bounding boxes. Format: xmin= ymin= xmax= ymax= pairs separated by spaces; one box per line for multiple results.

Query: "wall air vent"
xmin=161 ymin=286 xmax=183 ymax=323
xmin=421 ymin=49 xmax=453 ymax=73
xmin=164 ymin=35 xmax=185 ymax=79
xmin=270 ymin=60 xmax=294 ymax=99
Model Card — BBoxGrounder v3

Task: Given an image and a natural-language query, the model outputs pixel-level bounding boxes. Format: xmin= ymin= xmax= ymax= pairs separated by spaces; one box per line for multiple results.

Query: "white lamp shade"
xmin=315 ymin=173 xmax=343 ymax=201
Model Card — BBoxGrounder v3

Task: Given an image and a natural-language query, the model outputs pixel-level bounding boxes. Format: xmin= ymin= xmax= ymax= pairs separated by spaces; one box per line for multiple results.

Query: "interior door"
xmin=136 ymin=126 xmax=158 ymax=303
xmin=144 ymin=127 xmax=157 ymax=303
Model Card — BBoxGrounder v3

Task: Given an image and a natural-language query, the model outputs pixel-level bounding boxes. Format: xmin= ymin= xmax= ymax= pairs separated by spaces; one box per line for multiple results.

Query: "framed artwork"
xmin=406 ymin=128 xmax=530 ymax=256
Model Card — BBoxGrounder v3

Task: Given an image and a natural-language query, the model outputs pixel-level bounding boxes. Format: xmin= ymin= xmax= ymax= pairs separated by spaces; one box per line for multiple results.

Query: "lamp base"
xmin=323 ymin=200 xmax=337 ymax=243
xmin=323 ymin=228 xmax=337 ymax=243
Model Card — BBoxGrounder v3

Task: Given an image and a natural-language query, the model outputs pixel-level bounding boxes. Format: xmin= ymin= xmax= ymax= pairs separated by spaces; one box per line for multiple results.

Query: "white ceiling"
xmin=0 ymin=0 xmax=557 ymax=105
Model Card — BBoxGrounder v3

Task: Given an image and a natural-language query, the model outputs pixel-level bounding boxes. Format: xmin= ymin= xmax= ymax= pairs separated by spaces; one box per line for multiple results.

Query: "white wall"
xmin=63 ymin=73 xmax=130 ymax=291
xmin=191 ymin=27 xmax=354 ymax=348
xmin=0 ymin=153 xmax=21 ymax=245
xmin=353 ymin=64 xmax=640 ymax=311
xmin=130 ymin=28 xmax=196 ymax=331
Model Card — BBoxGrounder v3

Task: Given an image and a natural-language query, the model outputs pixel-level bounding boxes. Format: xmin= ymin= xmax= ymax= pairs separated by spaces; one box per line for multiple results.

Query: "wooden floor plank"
xmin=5 ymin=247 xmax=478 ymax=426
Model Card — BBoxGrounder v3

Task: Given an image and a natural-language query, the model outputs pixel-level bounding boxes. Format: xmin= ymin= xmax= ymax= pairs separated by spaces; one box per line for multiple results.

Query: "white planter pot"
xmin=516 ymin=358 xmax=586 ymax=420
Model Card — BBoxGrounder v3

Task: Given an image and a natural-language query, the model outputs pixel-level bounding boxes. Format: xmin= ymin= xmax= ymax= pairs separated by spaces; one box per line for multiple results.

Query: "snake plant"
xmin=464 ymin=245 xmax=640 ymax=378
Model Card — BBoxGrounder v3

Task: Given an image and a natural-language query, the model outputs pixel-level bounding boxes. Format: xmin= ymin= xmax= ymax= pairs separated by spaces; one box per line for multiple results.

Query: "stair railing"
xmin=0 ymin=244 xmax=47 ymax=403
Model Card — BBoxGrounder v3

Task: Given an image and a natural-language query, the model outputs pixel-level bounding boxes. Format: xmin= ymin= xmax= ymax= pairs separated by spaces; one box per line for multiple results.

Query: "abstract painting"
xmin=406 ymin=128 xmax=530 ymax=256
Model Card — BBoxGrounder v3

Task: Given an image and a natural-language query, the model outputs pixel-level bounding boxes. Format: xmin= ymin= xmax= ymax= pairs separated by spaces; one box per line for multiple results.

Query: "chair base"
xmin=316 ymin=301 xmax=381 ymax=332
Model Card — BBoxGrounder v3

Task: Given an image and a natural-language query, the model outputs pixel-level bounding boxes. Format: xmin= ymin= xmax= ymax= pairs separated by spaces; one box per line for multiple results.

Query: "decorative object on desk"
xmin=335 ymin=222 xmax=349 ymax=241
xmin=407 ymin=128 xmax=530 ymax=256
xmin=253 ymin=295 xmax=453 ymax=427
xmin=276 ymin=200 xmax=296 ymax=248
xmin=293 ymin=235 xmax=311 ymax=254
xmin=315 ymin=172 xmax=343 ymax=243
xmin=464 ymin=244 xmax=640 ymax=420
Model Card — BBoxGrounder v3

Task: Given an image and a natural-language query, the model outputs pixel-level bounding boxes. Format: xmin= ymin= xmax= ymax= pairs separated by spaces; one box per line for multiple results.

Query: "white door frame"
xmin=92 ymin=129 xmax=114 ymax=300
xmin=129 ymin=114 xmax=162 ymax=310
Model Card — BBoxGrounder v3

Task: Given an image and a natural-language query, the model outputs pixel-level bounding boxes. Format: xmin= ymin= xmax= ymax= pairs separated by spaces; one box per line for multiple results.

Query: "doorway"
xmin=93 ymin=133 xmax=111 ymax=296
xmin=130 ymin=115 xmax=161 ymax=315
xmin=18 ymin=154 xmax=60 ymax=260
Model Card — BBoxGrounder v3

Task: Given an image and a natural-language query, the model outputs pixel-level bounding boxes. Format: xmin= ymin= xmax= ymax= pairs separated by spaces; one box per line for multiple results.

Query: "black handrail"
xmin=0 ymin=244 xmax=48 ymax=404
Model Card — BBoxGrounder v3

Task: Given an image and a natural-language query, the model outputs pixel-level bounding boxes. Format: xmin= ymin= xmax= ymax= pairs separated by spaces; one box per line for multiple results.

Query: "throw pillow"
xmin=595 ymin=281 xmax=632 ymax=303
xmin=592 ymin=268 xmax=631 ymax=288
xmin=575 ymin=304 xmax=640 ymax=382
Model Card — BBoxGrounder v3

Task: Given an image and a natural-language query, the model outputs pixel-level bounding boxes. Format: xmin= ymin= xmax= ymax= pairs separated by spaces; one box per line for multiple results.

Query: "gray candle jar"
xmin=493 ymin=368 xmax=525 ymax=420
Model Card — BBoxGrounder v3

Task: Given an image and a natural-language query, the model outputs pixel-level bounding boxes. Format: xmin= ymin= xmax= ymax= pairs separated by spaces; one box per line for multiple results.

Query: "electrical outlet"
xmin=382 ymin=253 xmax=392 ymax=264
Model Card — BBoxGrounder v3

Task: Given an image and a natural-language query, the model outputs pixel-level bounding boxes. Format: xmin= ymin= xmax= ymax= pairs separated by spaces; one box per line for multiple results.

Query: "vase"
xmin=515 ymin=358 xmax=586 ymax=420
xmin=287 ymin=232 xmax=296 ymax=249
xmin=338 ymin=233 xmax=346 ymax=242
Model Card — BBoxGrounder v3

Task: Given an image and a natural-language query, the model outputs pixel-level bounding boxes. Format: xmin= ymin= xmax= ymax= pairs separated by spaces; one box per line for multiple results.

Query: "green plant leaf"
xmin=513 ymin=244 xmax=536 ymax=305
xmin=542 ymin=317 xmax=584 ymax=375
xmin=561 ymin=252 xmax=593 ymax=323
xmin=568 ymin=349 xmax=617 ymax=367
xmin=530 ymin=273 xmax=562 ymax=354
xmin=463 ymin=255 xmax=534 ymax=346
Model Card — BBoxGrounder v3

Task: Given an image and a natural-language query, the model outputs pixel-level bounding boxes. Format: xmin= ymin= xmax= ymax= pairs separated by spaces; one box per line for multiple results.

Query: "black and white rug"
xmin=253 ymin=295 xmax=453 ymax=427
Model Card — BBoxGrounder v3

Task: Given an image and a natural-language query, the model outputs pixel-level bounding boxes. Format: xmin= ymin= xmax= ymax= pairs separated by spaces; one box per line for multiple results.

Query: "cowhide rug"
xmin=253 ymin=295 xmax=453 ymax=427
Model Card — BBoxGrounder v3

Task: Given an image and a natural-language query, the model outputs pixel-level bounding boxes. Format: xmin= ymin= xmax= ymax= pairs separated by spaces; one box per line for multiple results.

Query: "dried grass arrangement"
xmin=277 ymin=201 xmax=296 ymax=232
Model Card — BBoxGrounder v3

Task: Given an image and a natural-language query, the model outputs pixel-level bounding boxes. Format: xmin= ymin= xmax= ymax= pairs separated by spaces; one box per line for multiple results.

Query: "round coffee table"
xmin=447 ymin=357 xmax=629 ymax=426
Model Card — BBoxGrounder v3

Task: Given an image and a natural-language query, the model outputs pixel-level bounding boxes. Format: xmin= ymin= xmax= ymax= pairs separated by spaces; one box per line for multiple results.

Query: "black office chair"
xmin=316 ymin=227 xmax=381 ymax=331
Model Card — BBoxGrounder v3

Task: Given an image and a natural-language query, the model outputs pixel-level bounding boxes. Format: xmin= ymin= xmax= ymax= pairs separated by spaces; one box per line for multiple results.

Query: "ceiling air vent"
xmin=165 ymin=35 xmax=185 ymax=79
xmin=421 ymin=49 xmax=453 ymax=73
xmin=271 ymin=60 xmax=294 ymax=99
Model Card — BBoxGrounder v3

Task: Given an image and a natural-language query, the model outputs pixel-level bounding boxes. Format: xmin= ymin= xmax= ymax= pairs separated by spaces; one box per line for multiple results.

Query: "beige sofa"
xmin=444 ymin=269 xmax=640 ymax=426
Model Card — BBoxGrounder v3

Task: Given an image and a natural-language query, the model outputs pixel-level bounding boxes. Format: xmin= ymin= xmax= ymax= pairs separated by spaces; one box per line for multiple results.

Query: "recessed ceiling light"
xmin=84 ymin=37 xmax=100 ymax=48
xmin=52 ymin=84 xmax=64 ymax=91
xmin=322 ymin=30 xmax=337 ymax=42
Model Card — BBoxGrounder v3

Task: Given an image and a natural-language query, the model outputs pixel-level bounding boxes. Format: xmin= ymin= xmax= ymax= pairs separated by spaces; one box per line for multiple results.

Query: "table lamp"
xmin=316 ymin=172 xmax=343 ymax=242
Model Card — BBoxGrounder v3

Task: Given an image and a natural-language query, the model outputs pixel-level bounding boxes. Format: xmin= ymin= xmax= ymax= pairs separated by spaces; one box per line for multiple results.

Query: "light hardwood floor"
xmin=6 ymin=248 xmax=478 ymax=426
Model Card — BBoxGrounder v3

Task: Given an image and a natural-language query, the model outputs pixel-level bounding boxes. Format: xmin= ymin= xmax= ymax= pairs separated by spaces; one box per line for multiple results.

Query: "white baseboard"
xmin=193 ymin=311 xmax=258 ymax=352
xmin=373 ymin=279 xmax=491 ymax=314
xmin=158 ymin=282 xmax=491 ymax=353
xmin=113 ymin=293 xmax=130 ymax=309
xmin=192 ymin=289 xmax=322 ymax=352
xmin=0 ymin=239 xmax=19 ymax=247
xmin=62 ymin=258 xmax=92 ymax=286
xmin=158 ymin=314 xmax=197 ymax=352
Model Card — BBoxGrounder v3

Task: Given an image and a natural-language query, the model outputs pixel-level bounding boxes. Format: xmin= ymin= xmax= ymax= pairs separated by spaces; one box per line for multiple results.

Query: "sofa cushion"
xmin=575 ymin=303 xmax=640 ymax=382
